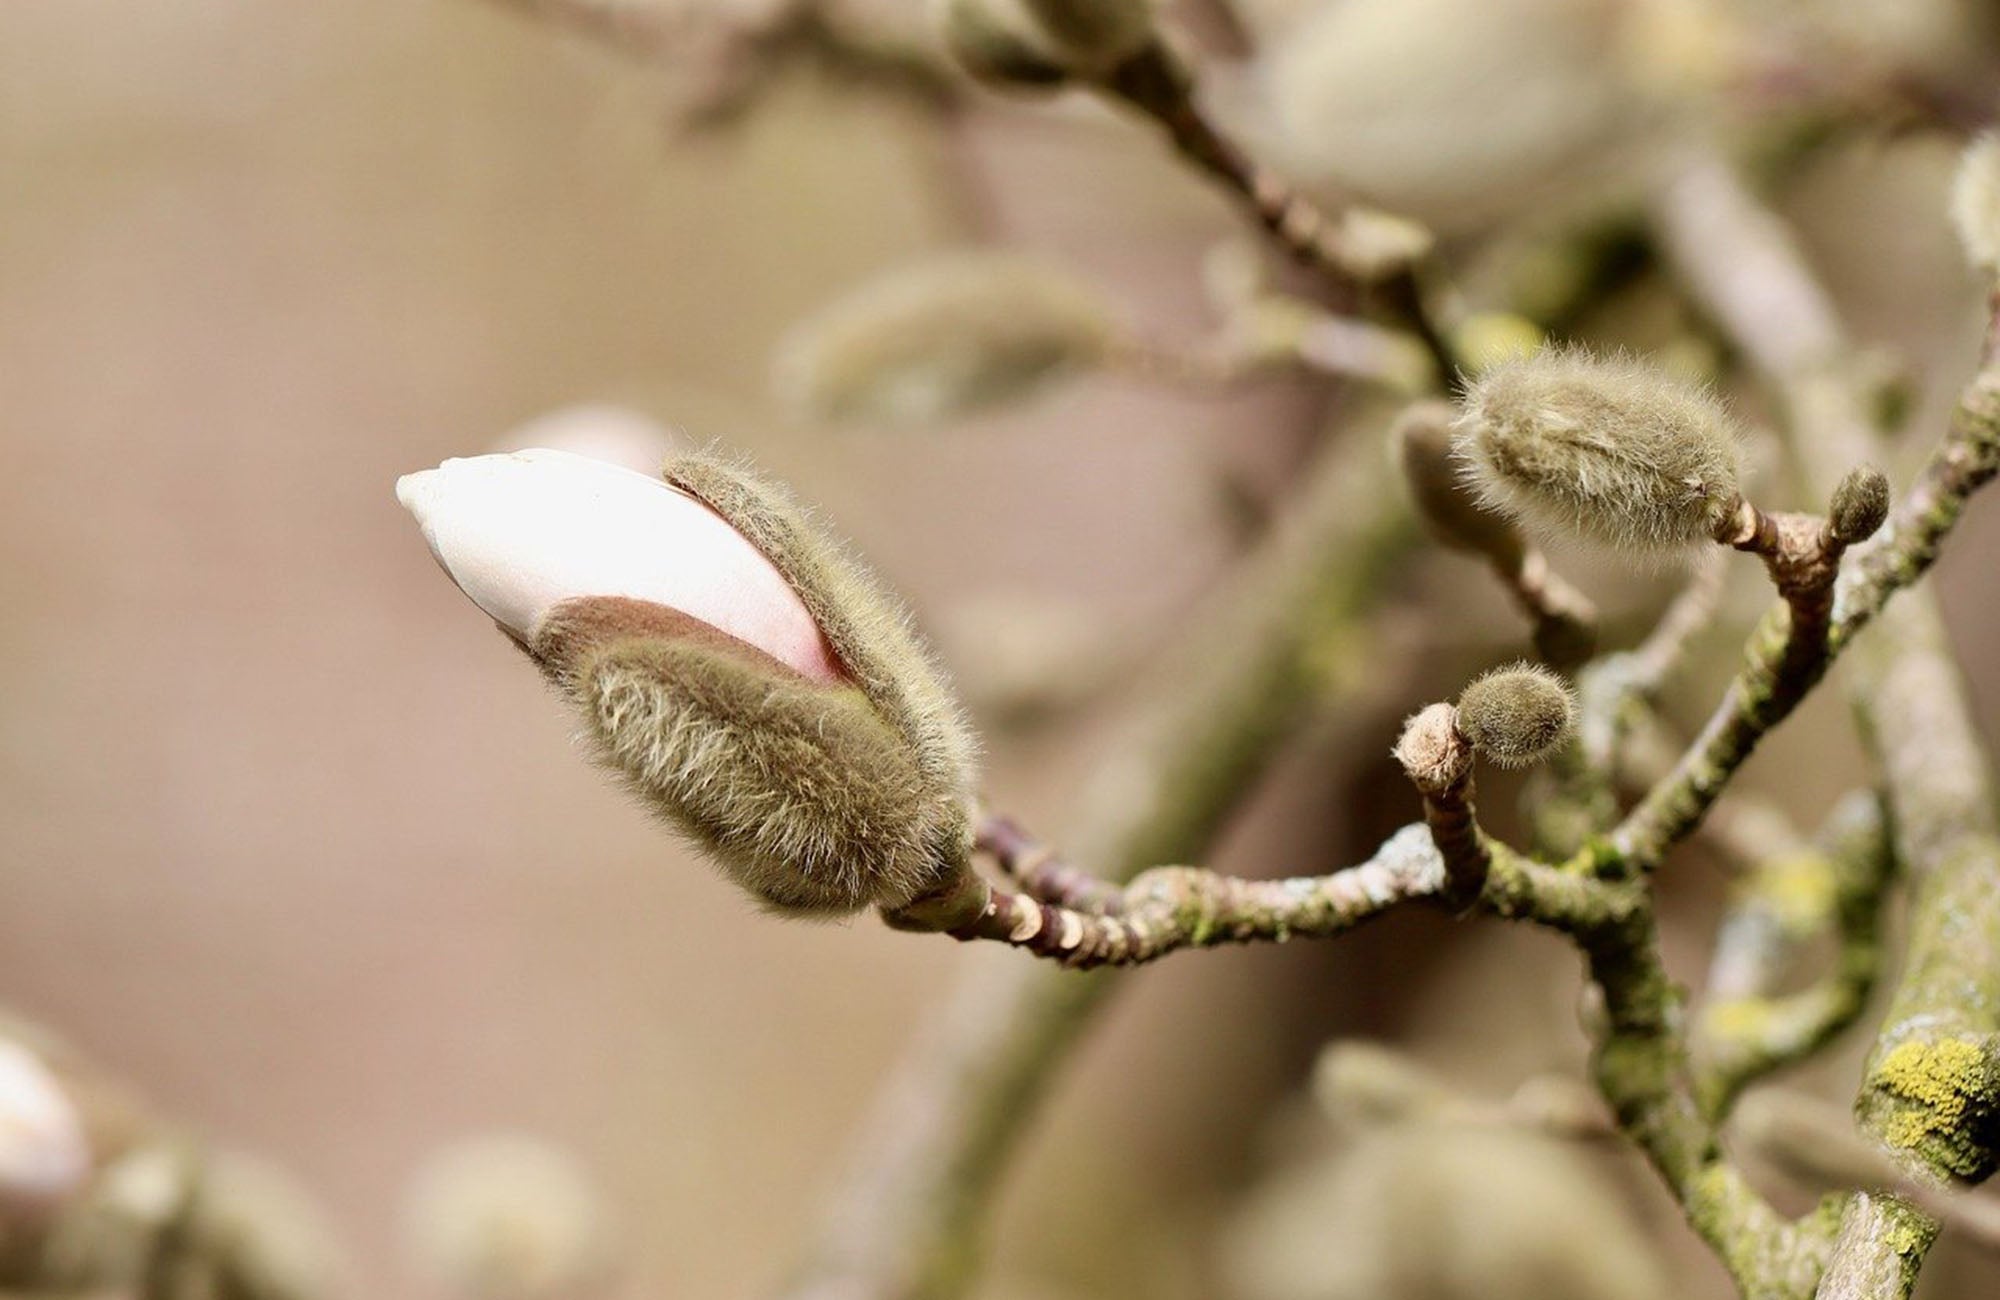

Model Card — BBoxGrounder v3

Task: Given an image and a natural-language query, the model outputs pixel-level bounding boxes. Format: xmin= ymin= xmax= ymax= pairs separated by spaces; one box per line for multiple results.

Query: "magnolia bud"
xmin=1391 ymin=401 xmax=1526 ymax=566
xmin=933 ymin=0 xmax=1071 ymax=91
xmin=404 ymin=1136 xmax=609 ymax=1300
xmin=1456 ymin=663 xmax=1576 ymax=768
xmin=398 ymin=449 xmax=977 ymax=917
xmin=1393 ymin=702 xmax=1470 ymax=792
xmin=774 ymin=254 xmax=1114 ymax=424
xmin=1950 ymin=131 xmax=2000 ymax=278
xmin=1829 ymin=465 xmax=1891 ymax=545
xmin=0 ymin=1042 xmax=89 ymax=1226
xmin=1017 ymin=0 xmax=1156 ymax=73
xmin=1454 ymin=348 xmax=1742 ymax=553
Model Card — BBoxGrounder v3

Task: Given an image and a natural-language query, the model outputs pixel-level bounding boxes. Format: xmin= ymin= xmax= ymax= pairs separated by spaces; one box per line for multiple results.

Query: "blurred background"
xmin=2 ymin=1 xmax=1999 ymax=1297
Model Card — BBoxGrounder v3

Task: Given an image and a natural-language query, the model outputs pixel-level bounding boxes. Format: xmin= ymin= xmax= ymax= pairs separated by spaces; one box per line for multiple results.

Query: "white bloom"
xmin=396 ymin=449 xmax=844 ymax=683
xmin=0 ymin=1041 xmax=89 ymax=1216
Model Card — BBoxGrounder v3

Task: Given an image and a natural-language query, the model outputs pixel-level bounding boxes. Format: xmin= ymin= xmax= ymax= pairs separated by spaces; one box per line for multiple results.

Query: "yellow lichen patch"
xmin=1749 ymin=854 xmax=1838 ymax=931
xmin=1701 ymin=998 xmax=1777 ymax=1042
xmin=1868 ymin=1037 xmax=2000 ymax=1178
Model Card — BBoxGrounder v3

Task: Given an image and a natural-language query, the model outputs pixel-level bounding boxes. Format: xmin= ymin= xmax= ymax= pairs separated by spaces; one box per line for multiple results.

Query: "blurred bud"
xmin=0 ymin=1041 xmax=89 ymax=1227
xmin=1312 ymin=1042 xmax=1455 ymax=1125
xmin=935 ymin=0 xmax=1157 ymax=88
xmin=1223 ymin=1124 xmax=1672 ymax=1300
xmin=190 ymin=1153 xmax=348 ymax=1300
xmin=1200 ymin=239 xmax=1271 ymax=313
xmin=1450 ymin=312 xmax=1545 ymax=376
xmin=933 ymin=0 xmax=1071 ymax=91
xmin=1257 ymin=0 xmax=1669 ymax=233
xmin=1829 ymin=465 xmax=1891 ymax=545
xmin=1456 ymin=663 xmax=1576 ymax=768
xmin=398 ymin=450 xmax=977 ymax=916
xmin=1454 ymin=348 xmax=1742 ymax=554
xmin=1391 ymin=400 xmax=1526 ymax=566
xmin=1394 ymin=702 xmax=1470 ymax=792
xmin=774 ymin=254 xmax=1115 ymax=424
xmin=1951 ymin=132 xmax=2000 ymax=278
xmin=405 ymin=1136 xmax=611 ymax=1300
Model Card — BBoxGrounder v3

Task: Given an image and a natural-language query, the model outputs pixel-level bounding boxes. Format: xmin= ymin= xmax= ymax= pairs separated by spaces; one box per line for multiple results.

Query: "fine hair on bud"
xmin=1454 ymin=347 xmax=1742 ymax=554
xmin=1950 ymin=131 xmax=2000 ymax=277
xmin=1456 ymin=662 xmax=1576 ymax=768
xmin=773 ymin=252 xmax=1114 ymax=424
xmin=1391 ymin=400 xmax=1525 ymax=566
xmin=1393 ymin=702 xmax=1469 ymax=792
xmin=665 ymin=452 xmax=980 ymax=895
xmin=1829 ymin=464 xmax=1891 ymax=545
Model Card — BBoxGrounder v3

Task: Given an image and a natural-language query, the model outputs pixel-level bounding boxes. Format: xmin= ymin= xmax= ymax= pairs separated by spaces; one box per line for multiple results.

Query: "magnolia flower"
xmin=0 ymin=1040 xmax=89 ymax=1220
xmin=396 ymin=448 xmax=979 ymax=918
xmin=397 ymin=449 xmax=844 ymax=683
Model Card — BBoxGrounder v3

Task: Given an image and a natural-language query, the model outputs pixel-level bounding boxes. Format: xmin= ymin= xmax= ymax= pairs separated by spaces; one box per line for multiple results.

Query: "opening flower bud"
xmin=1454 ymin=348 xmax=1742 ymax=554
xmin=1455 ymin=663 xmax=1576 ymax=768
xmin=397 ymin=449 xmax=977 ymax=917
xmin=774 ymin=253 xmax=1114 ymax=424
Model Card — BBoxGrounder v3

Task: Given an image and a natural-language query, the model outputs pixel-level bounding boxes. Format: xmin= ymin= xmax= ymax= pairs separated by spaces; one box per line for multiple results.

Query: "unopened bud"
xmin=933 ymin=0 xmax=1071 ymax=91
xmin=1454 ymin=348 xmax=1742 ymax=553
xmin=774 ymin=253 xmax=1114 ymax=424
xmin=1950 ymin=131 xmax=2000 ymax=278
xmin=1391 ymin=401 xmax=1526 ymax=566
xmin=1829 ymin=465 xmax=1891 ymax=545
xmin=398 ymin=449 xmax=977 ymax=917
xmin=405 ymin=1136 xmax=610 ymax=1300
xmin=1394 ymin=702 xmax=1470 ymax=792
xmin=1456 ymin=663 xmax=1575 ymax=768
xmin=0 ymin=1041 xmax=88 ymax=1226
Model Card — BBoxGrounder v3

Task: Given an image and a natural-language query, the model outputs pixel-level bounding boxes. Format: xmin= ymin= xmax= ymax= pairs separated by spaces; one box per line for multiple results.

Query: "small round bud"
xmin=1454 ymin=348 xmax=1742 ymax=554
xmin=1393 ymin=702 xmax=1470 ymax=792
xmin=933 ymin=0 xmax=1071 ymax=92
xmin=1950 ymin=131 xmax=2000 ymax=278
xmin=1829 ymin=464 xmax=1891 ymax=545
xmin=1456 ymin=663 xmax=1576 ymax=768
xmin=404 ymin=1136 xmax=611 ymax=1300
xmin=774 ymin=253 xmax=1114 ymax=424
xmin=1391 ymin=401 xmax=1526 ymax=566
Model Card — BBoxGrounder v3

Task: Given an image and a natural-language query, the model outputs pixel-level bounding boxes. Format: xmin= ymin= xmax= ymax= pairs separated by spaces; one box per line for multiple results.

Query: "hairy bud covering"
xmin=400 ymin=449 xmax=977 ymax=918
xmin=1391 ymin=400 xmax=1525 ymax=566
xmin=1456 ymin=663 xmax=1576 ymax=768
xmin=773 ymin=253 xmax=1114 ymax=424
xmin=1950 ymin=131 xmax=2000 ymax=277
xmin=1829 ymin=465 xmax=1891 ymax=545
xmin=1454 ymin=348 xmax=1742 ymax=553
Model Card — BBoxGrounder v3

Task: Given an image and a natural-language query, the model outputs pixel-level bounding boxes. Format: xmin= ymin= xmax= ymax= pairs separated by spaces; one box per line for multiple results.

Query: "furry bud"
xmin=1391 ymin=401 xmax=1526 ymax=566
xmin=1454 ymin=348 xmax=1742 ymax=553
xmin=399 ymin=449 xmax=977 ymax=917
xmin=774 ymin=253 xmax=1114 ymax=424
xmin=1829 ymin=465 xmax=1891 ymax=545
xmin=1456 ymin=663 xmax=1576 ymax=768
xmin=1950 ymin=131 xmax=2000 ymax=277
xmin=405 ymin=1136 xmax=609 ymax=1300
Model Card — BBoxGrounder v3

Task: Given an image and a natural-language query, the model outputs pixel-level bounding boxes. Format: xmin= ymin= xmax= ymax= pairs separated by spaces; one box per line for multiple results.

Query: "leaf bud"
xmin=1393 ymin=702 xmax=1470 ymax=793
xmin=1828 ymin=464 xmax=1891 ymax=546
xmin=773 ymin=253 xmax=1114 ymax=424
xmin=1454 ymin=347 xmax=1742 ymax=554
xmin=1391 ymin=400 xmax=1526 ymax=567
xmin=1455 ymin=663 xmax=1576 ymax=768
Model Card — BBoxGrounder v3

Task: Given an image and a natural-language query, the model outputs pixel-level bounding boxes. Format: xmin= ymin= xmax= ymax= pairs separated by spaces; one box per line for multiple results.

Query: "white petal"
xmin=397 ymin=449 xmax=843 ymax=683
xmin=0 ymin=1042 xmax=88 ymax=1211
